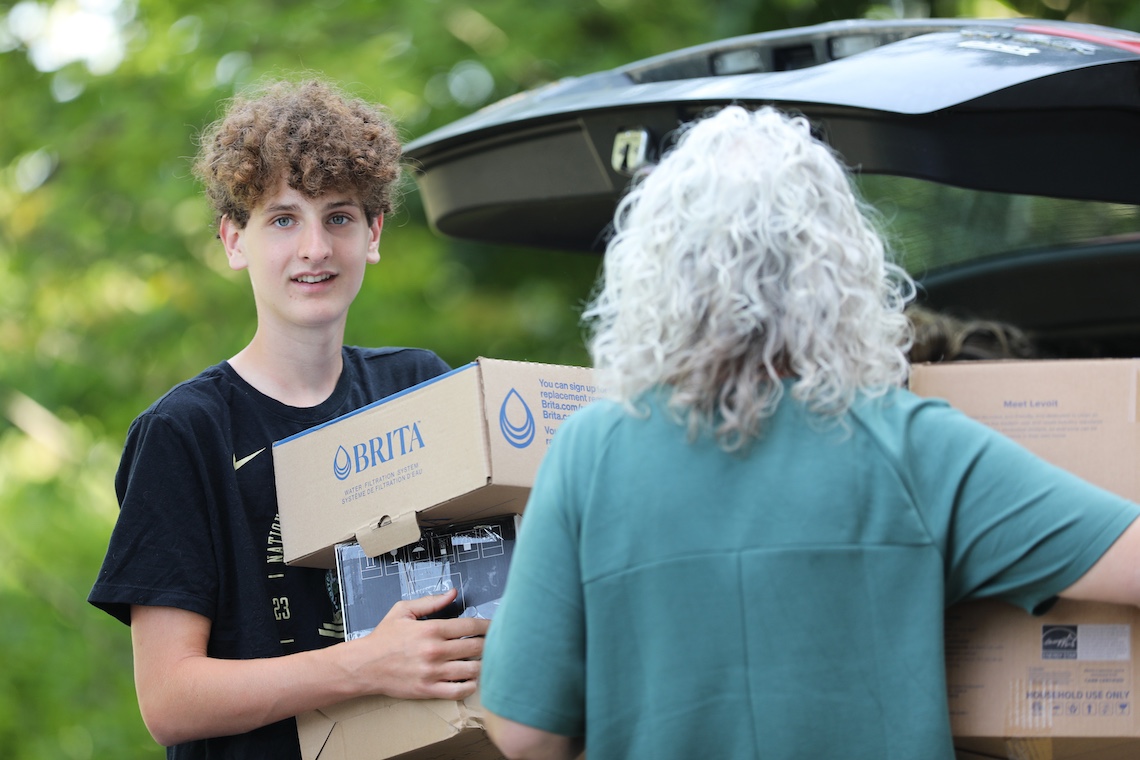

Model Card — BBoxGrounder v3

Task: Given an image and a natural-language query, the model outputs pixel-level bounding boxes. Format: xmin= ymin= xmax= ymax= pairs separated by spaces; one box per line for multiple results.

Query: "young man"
xmin=89 ymin=78 xmax=488 ymax=758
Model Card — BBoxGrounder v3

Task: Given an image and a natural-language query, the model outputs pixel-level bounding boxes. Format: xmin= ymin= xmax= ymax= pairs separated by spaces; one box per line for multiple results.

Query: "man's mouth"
xmin=294 ymin=274 xmax=333 ymax=284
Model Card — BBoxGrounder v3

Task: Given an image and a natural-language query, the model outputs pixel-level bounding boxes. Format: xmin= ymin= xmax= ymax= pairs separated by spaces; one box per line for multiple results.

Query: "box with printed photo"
xmin=336 ymin=514 xmax=519 ymax=640
xmin=299 ymin=514 xmax=522 ymax=760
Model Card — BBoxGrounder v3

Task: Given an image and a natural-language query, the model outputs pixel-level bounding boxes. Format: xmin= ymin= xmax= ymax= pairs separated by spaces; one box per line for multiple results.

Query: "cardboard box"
xmin=945 ymin=599 xmax=1140 ymax=760
xmin=273 ymin=357 xmax=596 ymax=568
xmin=298 ymin=516 xmax=521 ymax=760
xmin=910 ymin=359 xmax=1140 ymax=759
xmin=276 ymin=359 xmax=592 ymax=760
xmin=297 ymin=691 xmax=501 ymax=760
xmin=909 ymin=359 xmax=1140 ymax=502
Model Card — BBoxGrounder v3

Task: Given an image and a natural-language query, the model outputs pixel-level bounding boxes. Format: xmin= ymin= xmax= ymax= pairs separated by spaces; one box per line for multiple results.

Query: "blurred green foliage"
xmin=1 ymin=0 xmax=1137 ymax=757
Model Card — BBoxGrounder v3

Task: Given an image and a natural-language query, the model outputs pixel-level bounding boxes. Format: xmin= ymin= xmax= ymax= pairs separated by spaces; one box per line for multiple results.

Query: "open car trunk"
xmin=404 ymin=18 xmax=1140 ymax=358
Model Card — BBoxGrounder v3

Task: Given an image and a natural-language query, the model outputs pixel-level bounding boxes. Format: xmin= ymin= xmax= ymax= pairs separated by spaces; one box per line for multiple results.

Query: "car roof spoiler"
xmin=404 ymin=18 xmax=1140 ymax=252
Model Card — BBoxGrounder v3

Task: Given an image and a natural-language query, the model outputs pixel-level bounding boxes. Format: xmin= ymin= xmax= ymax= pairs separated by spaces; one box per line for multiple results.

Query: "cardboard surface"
xmin=312 ymin=517 xmax=519 ymax=759
xmin=947 ymin=599 xmax=1140 ymax=760
xmin=909 ymin=359 xmax=1140 ymax=502
xmin=910 ymin=359 xmax=1140 ymax=759
xmin=273 ymin=357 xmax=596 ymax=568
xmin=297 ymin=692 xmax=504 ymax=760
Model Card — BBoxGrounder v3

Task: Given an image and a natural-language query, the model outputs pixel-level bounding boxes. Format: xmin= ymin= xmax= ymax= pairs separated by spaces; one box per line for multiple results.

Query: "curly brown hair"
xmin=193 ymin=78 xmax=402 ymax=228
xmin=906 ymin=305 xmax=1038 ymax=363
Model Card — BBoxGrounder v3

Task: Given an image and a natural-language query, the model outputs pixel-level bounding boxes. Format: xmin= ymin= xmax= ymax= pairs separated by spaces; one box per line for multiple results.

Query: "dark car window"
xmin=859 ymin=175 xmax=1140 ymax=277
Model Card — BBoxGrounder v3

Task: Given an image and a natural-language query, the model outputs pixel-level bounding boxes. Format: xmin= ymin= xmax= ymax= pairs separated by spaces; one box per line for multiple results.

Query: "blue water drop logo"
xmin=499 ymin=388 xmax=535 ymax=449
xmin=333 ymin=445 xmax=352 ymax=481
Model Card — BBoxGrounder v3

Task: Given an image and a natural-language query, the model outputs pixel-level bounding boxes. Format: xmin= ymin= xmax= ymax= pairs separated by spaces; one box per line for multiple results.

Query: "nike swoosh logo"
xmin=233 ymin=448 xmax=266 ymax=471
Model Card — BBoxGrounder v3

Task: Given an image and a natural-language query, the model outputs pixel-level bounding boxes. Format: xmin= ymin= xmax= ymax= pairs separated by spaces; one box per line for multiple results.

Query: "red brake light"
xmin=1015 ymin=23 xmax=1140 ymax=55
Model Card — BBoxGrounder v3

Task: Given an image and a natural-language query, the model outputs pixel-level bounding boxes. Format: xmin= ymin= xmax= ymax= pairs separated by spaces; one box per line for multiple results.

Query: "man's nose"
xmin=299 ymin=223 xmax=333 ymax=261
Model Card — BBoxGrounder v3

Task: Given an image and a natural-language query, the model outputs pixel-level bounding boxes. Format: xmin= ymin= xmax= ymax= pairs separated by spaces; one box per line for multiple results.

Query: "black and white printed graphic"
xmin=337 ymin=514 xmax=518 ymax=640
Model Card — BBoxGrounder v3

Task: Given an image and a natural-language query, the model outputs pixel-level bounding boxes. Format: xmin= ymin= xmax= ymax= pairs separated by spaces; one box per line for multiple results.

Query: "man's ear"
xmin=219 ymin=215 xmax=248 ymax=271
xmin=366 ymin=214 xmax=383 ymax=264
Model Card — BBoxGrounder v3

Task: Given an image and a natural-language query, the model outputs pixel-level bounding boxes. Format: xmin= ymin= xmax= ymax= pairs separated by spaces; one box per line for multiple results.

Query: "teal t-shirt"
xmin=479 ymin=388 xmax=1140 ymax=759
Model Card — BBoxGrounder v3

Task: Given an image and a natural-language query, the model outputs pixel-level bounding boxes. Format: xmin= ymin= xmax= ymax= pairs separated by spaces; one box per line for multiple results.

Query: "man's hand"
xmin=130 ymin=590 xmax=489 ymax=746
xmin=342 ymin=588 xmax=491 ymax=701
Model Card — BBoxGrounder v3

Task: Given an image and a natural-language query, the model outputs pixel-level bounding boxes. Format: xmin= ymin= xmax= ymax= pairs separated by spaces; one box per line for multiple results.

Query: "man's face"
xmin=219 ymin=182 xmax=382 ymax=333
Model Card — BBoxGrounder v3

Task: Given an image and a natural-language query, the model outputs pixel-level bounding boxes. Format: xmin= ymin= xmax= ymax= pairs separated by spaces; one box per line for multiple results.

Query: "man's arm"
xmin=131 ymin=588 xmax=488 ymax=747
xmin=1060 ymin=517 xmax=1140 ymax=605
xmin=485 ymin=712 xmax=585 ymax=760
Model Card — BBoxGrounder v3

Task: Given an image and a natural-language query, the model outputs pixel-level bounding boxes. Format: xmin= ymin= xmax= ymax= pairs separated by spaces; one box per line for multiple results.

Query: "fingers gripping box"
xmin=273 ymin=357 xmax=597 ymax=567
xmin=911 ymin=359 xmax=1140 ymax=760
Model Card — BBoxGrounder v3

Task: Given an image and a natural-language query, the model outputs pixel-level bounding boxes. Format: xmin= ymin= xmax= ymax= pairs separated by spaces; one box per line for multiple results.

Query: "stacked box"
xmin=273 ymin=358 xmax=595 ymax=760
xmin=910 ymin=358 xmax=1140 ymax=760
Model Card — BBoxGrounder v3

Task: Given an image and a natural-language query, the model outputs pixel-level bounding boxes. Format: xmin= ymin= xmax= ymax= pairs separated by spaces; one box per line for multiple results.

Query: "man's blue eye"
xmin=329 ymin=214 xmax=349 ymax=225
xmin=273 ymin=217 xmax=293 ymax=227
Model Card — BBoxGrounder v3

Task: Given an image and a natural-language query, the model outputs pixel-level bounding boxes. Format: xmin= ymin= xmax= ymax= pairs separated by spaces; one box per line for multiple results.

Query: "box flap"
xmin=356 ymin=511 xmax=423 ymax=558
xmin=297 ymin=707 xmax=338 ymax=760
xmin=386 ymin=729 xmax=500 ymax=760
xmin=305 ymin=695 xmax=483 ymax=760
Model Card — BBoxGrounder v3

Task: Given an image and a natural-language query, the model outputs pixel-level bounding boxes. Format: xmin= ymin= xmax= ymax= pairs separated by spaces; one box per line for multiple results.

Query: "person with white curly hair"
xmin=479 ymin=105 xmax=1140 ymax=759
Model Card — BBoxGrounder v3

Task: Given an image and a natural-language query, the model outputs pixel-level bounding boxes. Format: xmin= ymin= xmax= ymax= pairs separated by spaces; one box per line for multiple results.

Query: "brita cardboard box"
xmin=297 ymin=516 xmax=521 ymax=760
xmin=273 ymin=357 xmax=597 ymax=568
xmin=910 ymin=359 xmax=1140 ymax=759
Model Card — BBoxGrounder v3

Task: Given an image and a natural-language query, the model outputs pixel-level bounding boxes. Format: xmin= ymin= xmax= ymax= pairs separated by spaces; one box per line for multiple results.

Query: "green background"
xmin=2 ymin=0 xmax=1137 ymax=756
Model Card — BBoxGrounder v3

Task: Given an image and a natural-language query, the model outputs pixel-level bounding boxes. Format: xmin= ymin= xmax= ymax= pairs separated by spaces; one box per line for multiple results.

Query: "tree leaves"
xmin=5 ymin=0 xmax=1133 ymax=755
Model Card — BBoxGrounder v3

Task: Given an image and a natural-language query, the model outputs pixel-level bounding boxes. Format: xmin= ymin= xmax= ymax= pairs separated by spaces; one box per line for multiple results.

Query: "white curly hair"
xmin=583 ymin=105 xmax=915 ymax=451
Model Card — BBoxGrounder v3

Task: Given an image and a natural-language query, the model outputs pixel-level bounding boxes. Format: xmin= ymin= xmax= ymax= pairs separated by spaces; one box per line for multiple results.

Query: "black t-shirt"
xmin=88 ymin=346 xmax=450 ymax=759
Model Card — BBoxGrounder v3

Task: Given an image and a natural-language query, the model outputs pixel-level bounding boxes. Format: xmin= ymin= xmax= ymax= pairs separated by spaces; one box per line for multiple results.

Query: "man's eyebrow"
xmin=263 ymin=201 xmax=301 ymax=215
xmin=258 ymin=198 xmax=361 ymax=216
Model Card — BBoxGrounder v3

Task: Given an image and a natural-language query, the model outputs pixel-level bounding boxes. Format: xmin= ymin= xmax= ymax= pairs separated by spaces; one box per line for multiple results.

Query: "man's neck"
xmin=228 ymin=326 xmax=346 ymax=408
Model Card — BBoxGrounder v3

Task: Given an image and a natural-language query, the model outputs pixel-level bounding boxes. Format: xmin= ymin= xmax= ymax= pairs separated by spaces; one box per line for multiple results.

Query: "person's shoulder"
xmin=137 ymin=363 xmax=236 ymax=424
xmin=571 ymin=396 xmax=624 ymax=422
xmin=341 ymin=346 xmax=452 ymax=403
xmin=346 ymin=346 xmax=449 ymax=374
xmin=115 ymin=365 xmax=238 ymax=455
xmin=854 ymin=385 xmax=952 ymax=422
xmin=556 ymin=397 xmax=627 ymax=442
xmin=849 ymin=384 xmax=992 ymax=453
